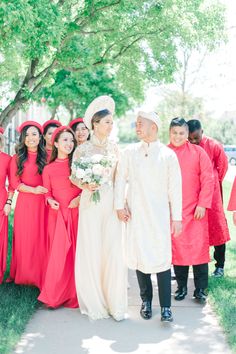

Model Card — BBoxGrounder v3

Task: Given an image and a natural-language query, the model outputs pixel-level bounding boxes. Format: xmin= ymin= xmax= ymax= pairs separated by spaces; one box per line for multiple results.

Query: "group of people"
xmin=0 ymin=95 xmax=235 ymax=324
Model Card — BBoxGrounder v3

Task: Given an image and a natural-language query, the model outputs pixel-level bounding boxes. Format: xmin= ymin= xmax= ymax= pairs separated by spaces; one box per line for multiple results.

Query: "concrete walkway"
xmin=13 ymin=270 xmax=232 ymax=354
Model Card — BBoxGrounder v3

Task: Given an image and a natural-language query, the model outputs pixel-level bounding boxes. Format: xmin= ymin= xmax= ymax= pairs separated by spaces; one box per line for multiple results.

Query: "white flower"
xmin=84 ymin=168 xmax=92 ymax=175
xmin=83 ymin=176 xmax=92 ymax=183
xmin=102 ymin=167 xmax=112 ymax=178
xmin=91 ymin=154 xmax=103 ymax=163
xmin=76 ymin=168 xmax=86 ymax=179
xmin=92 ymin=164 xmax=103 ymax=175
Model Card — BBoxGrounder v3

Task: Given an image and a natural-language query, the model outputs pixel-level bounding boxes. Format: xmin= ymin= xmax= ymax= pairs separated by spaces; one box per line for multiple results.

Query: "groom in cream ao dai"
xmin=115 ymin=111 xmax=182 ymax=322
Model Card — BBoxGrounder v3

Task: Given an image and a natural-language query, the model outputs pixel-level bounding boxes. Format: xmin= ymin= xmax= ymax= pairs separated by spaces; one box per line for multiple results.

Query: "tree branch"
xmin=77 ymin=0 xmax=121 ymax=28
xmin=80 ymin=28 xmax=115 ymax=35
xmin=64 ymin=30 xmax=160 ymax=72
xmin=33 ymin=58 xmax=58 ymax=81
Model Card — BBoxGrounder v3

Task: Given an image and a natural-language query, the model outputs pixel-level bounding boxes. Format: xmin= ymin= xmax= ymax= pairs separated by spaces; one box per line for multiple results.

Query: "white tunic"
xmin=114 ymin=140 xmax=182 ymax=274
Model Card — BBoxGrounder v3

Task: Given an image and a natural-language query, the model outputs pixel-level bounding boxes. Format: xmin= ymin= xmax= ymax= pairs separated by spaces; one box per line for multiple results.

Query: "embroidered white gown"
xmin=71 ymin=135 xmax=127 ymax=321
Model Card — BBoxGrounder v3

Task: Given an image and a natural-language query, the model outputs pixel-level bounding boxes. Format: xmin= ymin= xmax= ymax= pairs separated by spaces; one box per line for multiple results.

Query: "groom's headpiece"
xmin=137 ymin=111 xmax=161 ymax=128
xmin=84 ymin=95 xmax=115 ymax=130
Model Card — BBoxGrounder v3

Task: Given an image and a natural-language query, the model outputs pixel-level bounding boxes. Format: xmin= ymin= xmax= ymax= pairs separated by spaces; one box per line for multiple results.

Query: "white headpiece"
xmin=84 ymin=95 xmax=115 ymax=130
xmin=137 ymin=111 xmax=161 ymax=128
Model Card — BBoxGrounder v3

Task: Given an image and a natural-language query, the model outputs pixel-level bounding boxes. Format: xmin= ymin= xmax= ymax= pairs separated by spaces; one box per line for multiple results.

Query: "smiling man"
xmin=168 ymin=118 xmax=214 ymax=303
xmin=115 ymin=111 xmax=182 ymax=323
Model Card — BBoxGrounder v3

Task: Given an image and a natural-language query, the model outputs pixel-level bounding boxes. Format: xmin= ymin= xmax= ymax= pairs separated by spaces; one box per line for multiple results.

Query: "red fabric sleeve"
xmin=227 ymin=177 xmax=236 ymax=211
xmin=10 ymin=155 xmax=22 ymax=190
xmin=42 ymin=166 xmax=53 ymax=203
xmin=214 ymin=142 xmax=228 ymax=182
xmin=198 ymin=149 xmax=214 ymax=208
xmin=7 ymin=156 xmax=14 ymax=193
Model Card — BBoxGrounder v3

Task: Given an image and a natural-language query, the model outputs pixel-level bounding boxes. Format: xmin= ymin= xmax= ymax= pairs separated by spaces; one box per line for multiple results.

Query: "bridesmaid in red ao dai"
xmin=38 ymin=126 xmax=81 ymax=308
xmin=0 ymin=127 xmax=14 ymax=283
xmin=42 ymin=120 xmax=62 ymax=163
xmin=9 ymin=121 xmax=47 ymax=289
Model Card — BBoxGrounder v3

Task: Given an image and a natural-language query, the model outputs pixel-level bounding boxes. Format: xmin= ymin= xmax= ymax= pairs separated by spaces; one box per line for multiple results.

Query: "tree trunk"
xmin=0 ymin=97 xmax=27 ymax=127
xmin=50 ymin=106 xmax=58 ymax=119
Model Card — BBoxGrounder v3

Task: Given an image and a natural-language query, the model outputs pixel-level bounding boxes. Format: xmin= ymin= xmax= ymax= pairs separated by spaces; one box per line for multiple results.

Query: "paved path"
xmin=13 ymin=271 xmax=232 ymax=354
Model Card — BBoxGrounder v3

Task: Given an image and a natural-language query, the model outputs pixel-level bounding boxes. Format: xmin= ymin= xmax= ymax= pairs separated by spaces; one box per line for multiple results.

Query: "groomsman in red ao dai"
xmin=187 ymin=119 xmax=230 ymax=278
xmin=168 ymin=118 xmax=214 ymax=303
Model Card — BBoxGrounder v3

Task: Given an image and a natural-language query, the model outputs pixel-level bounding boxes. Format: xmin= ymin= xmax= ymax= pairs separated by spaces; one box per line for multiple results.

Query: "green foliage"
xmin=0 ymin=0 xmax=227 ymax=126
xmin=156 ymin=89 xmax=206 ymax=143
xmin=37 ymin=68 xmax=131 ymax=118
xmin=203 ymin=118 xmax=236 ymax=145
xmin=209 ymin=181 xmax=236 ymax=353
xmin=0 ymin=212 xmax=40 ymax=354
xmin=156 ymin=89 xmax=236 ymax=145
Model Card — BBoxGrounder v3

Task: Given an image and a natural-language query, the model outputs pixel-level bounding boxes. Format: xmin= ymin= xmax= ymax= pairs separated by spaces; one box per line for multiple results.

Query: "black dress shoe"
xmin=174 ymin=286 xmax=187 ymax=301
xmin=193 ymin=288 xmax=208 ymax=304
xmin=211 ymin=267 xmax=224 ymax=278
xmin=161 ymin=307 xmax=173 ymax=322
xmin=140 ymin=301 xmax=152 ymax=320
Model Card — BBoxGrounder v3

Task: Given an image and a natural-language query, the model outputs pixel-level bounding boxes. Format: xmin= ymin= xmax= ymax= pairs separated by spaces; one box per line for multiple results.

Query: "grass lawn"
xmin=209 ymin=180 xmax=236 ymax=353
xmin=0 ymin=213 xmax=40 ymax=354
xmin=0 ymin=181 xmax=235 ymax=353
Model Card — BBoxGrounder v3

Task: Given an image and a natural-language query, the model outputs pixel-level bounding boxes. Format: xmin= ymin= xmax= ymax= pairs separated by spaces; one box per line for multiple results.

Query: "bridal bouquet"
xmin=72 ymin=154 xmax=116 ymax=203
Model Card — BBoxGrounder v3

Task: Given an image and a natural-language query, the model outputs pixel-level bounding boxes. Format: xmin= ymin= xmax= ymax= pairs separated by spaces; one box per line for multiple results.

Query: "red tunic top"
xmin=9 ymin=152 xmax=47 ymax=289
xmin=199 ymin=136 xmax=230 ymax=246
xmin=0 ymin=152 xmax=13 ymax=283
xmin=228 ymin=177 xmax=236 ymax=211
xmin=38 ymin=158 xmax=81 ymax=308
xmin=168 ymin=142 xmax=214 ymax=265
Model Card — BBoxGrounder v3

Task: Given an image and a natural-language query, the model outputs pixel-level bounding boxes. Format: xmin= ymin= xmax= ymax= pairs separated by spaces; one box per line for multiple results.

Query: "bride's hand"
xmin=83 ymin=183 xmax=99 ymax=192
xmin=117 ymin=209 xmax=131 ymax=223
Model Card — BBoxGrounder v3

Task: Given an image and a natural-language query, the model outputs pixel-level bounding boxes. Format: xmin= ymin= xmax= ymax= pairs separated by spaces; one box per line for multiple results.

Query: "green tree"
xmin=156 ymin=89 xmax=207 ymax=143
xmin=37 ymin=68 xmax=131 ymax=119
xmin=156 ymin=89 xmax=236 ymax=145
xmin=0 ymin=0 xmax=226 ymax=126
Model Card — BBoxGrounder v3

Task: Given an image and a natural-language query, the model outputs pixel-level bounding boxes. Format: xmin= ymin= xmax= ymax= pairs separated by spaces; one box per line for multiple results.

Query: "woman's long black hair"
xmin=50 ymin=128 xmax=76 ymax=173
xmin=43 ymin=123 xmax=61 ymax=145
xmin=16 ymin=126 xmax=47 ymax=176
xmin=71 ymin=122 xmax=90 ymax=142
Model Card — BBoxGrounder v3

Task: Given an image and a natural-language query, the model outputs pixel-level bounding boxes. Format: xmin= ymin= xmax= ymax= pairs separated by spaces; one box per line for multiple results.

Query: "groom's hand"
xmin=117 ymin=209 xmax=130 ymax=223
xmin=171 ymin=221 xmax=182 ymax=237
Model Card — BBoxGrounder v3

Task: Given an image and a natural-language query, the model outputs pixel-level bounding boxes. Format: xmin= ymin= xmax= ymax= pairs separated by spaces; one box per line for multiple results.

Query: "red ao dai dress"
xmin=38 ymin=158 xmax=81 ymax=308
xmin=168 ymin=142 xmax=214 ymax=265
xmin=199 ymin=136 xmax=230 ymax=246
xmin=9 ymin=152 xmax=47 ymax=289
xmin=228 ymin=177 xmax=236 ymax=211
xmin=0 ymin=152 xmax=13 ymax=283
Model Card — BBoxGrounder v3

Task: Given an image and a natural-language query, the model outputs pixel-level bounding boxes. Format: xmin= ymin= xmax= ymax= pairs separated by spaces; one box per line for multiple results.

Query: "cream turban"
xmin=137 ymin=111 xmax=161 ymax=128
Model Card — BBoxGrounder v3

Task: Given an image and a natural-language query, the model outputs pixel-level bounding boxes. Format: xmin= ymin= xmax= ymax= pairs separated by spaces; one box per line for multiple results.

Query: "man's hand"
xmin=171 ymin=221 xmax=182 ymax=237
xmin=194 ymin=206 xmax=206 ymax=220
xmin=117 ymin=208 xmax=131 ymax=223
xmin=48 ymin=198 xmax=60 ymax=210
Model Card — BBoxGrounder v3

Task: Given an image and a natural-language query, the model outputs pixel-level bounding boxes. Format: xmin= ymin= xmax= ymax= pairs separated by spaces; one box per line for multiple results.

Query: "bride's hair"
xmin=91 ymin=109 xmax=111 ymax=130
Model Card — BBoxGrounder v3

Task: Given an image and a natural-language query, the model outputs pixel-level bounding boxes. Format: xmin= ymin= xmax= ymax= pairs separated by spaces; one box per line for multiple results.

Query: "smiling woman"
xmin=8 ymin=121 xmax=48 ymax=289
xmin=38 ymin=126 xmax=82 ymax=308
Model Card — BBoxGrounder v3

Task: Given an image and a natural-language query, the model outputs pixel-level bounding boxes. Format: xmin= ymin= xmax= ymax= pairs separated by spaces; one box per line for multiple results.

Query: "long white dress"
xmin=71 ymin=135 xmax=127 ymax=321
